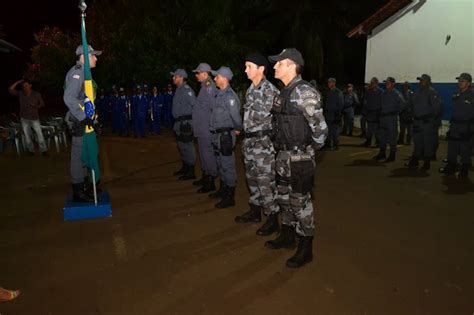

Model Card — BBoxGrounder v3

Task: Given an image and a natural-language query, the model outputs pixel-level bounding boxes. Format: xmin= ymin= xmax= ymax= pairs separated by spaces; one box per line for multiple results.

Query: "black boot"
xmin=234 ymin=204 xmax=262 ymax=223
xmin=360 ymin=136 xmax=371 ymax=147
xmin=265 ymin=224 xmax=296 ymax=249
xmin=333 ymin=141 xmax=339 ymax=151
xmin=197 ymin=176 xmax=216 ymax=193
xmin=421 ymin=159 xmax=431 ymax=171
xmin=286 ymin=236 xmax=313 ymax=268
xmin=84 ymin=179 xmax=102 ymax=196
xmin=458 ymin=165 xmax=469 ymax=179
xmin=347 ymin=131 xmax=353 ymax=137
xmin=209 ymin=181 xmax=225 ymax=199
xmin=193 ymin=173 xmax=206 ymax=186
xmin=256 ymin=213 xmax=280 ymax=236
xmin=72 ymin=183 xmax=94 ymax=203
xmin=439 ymin=163 xmax=456 ymax=175
xmin=385 ymin=151 xmax=396 ymax=163
xmin=372 ymin=149 xmax=386 ymax=161
xmin=405 ymin=157 xmax=419 ymax=169
xmin=215 ymin=186 xmax=235 ymax=209
xmin=173 ymin=163 xmax=186 ymax=176
xmin=178 ymin=165 xmax=196 ymax=180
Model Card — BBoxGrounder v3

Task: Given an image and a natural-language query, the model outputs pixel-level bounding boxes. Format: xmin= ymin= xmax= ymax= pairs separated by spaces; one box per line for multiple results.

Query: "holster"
xmin=178 ymin=122 xmax=194 ymax=143
xmin=290 ymin=152 xmax=314 ymax=194
xmin=219 ymin=131 xmax=234 ymax=156
xmin=68 ymin=115 xmax=84 ymax=137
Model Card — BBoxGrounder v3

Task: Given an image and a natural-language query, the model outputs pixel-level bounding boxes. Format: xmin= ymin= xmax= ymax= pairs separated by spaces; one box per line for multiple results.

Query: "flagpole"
xmin=79 ymin=0 xmax=99 ymax=205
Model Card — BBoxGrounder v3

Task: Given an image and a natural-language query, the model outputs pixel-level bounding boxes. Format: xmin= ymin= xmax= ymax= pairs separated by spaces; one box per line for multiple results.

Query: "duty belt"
xmin=450 ymin=119 xmax=472 ymax=124
xmin=275 ymin=143 xmax=309 ymax=151
xmin=244 ymin=129 xmax=273 ymax=139
xmin=211 ymin=127 xmax=233 ymax=134
xmin=175 ymin=115 xmax=192 ymax=122
xmin=379 ymin=111 xmax=399 ymax=117
xmin=414 ymin=114 xmax=434 ymax=121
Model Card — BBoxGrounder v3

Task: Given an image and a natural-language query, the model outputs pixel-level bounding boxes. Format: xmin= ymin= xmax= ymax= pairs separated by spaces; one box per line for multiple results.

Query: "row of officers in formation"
xmin=93 ymin=84 xmax=175 ymax=137
xmin=64 ymin=44 xmax=473 ymax=269
xmin=167 ymin=49 xmax=474 ymax=268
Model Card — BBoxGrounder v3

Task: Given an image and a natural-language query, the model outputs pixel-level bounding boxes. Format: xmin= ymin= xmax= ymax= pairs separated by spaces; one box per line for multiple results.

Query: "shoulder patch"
xmin=229 ymin=99 xmax=236 ymax=106
xmin=188 ymin=91 xmax=193 ymax=96
xmin=305 ymin=106 xmax=315 ymax=116
xmin=73 ymin=74 xmax=81 ymax=80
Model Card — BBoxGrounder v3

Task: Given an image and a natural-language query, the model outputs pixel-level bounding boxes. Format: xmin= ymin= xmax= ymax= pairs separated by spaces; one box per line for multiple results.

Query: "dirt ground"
xmin=1 ymin=130 xmax=473 ymax=315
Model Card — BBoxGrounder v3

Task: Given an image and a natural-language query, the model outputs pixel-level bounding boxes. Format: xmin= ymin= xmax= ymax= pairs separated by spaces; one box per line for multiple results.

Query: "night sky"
xmin=1 ymin=0 xmax=386 ymax=115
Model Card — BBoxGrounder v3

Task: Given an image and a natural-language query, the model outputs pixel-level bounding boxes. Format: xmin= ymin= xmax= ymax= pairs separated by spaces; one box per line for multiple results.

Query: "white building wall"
xmin=365 ymin=0 xmax=474 ymax=83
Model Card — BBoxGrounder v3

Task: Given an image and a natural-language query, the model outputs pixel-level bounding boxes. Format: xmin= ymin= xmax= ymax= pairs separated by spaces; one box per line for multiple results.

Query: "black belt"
xmin=275 ymin=143 xmax=309 ymax=151
xmin=450 ymin=119 xmax=471 ymax=124
xmin=414 ymin=115 xmax=434 ymax=121
xmin=380 ymin=111 xmax=398 ymax=117
xmin=211 ymin=127 xmax=233 ymax=134
xmin=244 ymin=129 xmax=273 ymax=139
xmin=175 ymin=115 xmax=192 ymax=122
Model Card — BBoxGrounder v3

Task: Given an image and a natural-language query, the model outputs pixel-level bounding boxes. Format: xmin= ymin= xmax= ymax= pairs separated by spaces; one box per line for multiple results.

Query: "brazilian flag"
xmin=79 ymin=5 xmax=101 ymax=183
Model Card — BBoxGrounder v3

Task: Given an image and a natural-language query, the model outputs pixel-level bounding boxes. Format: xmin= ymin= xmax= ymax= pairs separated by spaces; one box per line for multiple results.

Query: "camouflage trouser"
xmin=275 ymin=150 xmax=315 ymax=237
xmin=242 ymin=136 xmax=279 ymax=216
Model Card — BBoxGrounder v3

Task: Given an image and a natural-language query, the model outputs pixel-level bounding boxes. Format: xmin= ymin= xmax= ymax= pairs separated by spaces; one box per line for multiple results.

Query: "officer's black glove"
xmin=83 ymin=117 xmax=95 ymax=128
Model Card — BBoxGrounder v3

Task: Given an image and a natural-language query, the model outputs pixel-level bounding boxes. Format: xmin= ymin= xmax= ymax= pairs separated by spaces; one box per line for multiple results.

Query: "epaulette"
xmin=74 ymin=64 xmax=82 ymax=70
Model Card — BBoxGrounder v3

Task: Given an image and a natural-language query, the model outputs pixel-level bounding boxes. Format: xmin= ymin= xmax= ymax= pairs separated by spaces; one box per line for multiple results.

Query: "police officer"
xmin=439 ymin=73 xmax=474 ymax=179
xmin=405 ymin=74 xmax=443 ymax=170
xmin=209 ymin=66 xmax=242 ymax=209
xmin=266 ymin=48 xmax=328 ymax=268
xmin=361 ymin=77 xmax=383 ymax=147
xmin=171 ymin=69 xmax=197 ymax=180
xmin=373 ymin=77 xmax=403 ymax=162
xmin=234 ymin=54 xmax=280 ymax=236
xmin=398 ymin=82 xmax=414 ymax=144
xmin=342 ymin=83 xmax=359 ymax=136
xmin=324 ymin=78 xmax=344 ymax=150
xmin=163 ymin=84 xmax=175 ymax=128
xmin=150 ymin=86 xmax=163 ymax=135
xmin=192 ymin=63 xmax=218 ymax=193
xmin=116 ymin=87 xmax=130 ymax=136
xmin=95 ymin=88 xmax=109 ymax=129
xmin=110 ymin=87 xmax=120 ymax=134
xmin=130 ymin=85 xmax=149 ymax=138
xmin=63 ymin=44 xmax=101 ymax=202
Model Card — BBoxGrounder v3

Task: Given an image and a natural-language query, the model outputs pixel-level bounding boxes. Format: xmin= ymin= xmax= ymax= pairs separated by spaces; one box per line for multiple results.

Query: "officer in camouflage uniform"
xmin=209 ymin=66 xmax=242 ymax=209
xmin=234 ymin=54 xmax=280 ymax=237
xmin=439 ymin=73 xmax=474 ymax=179
xmin=170 ymin=69 xmax=197 ymax=180
xmin=266 ymin=48 xmax=328 ymax=268
xmin=63 ymin=44 xmax=101 ymax=202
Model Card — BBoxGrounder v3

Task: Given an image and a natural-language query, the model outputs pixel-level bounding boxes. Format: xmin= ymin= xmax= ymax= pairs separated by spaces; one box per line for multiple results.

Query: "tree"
xmin=26 ymin=27 xmax=78 ymax=91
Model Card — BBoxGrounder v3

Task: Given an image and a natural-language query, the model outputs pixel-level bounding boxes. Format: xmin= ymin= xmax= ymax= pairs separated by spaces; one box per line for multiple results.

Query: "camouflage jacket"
xmin=243 ymin=77 xmax=279 ymax=133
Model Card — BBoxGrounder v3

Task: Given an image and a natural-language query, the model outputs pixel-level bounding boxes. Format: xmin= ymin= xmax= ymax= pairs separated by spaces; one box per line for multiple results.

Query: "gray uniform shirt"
xmin=411 ymin=86 xmax=442 ymax=119
xmin=210 ymin=85 xmax=242 ymax=131
xmin=172 ymin=83 xmax=195 ymax=119
xmin=243 ymin=77 xmax=279 ymax=133
xmin=380 ymin=89 xmax=404 ymax=115
xmin=193 ymin=77 xmax=217 ymax=137
xmin=63 ymin=62 xmax=86 ymax=121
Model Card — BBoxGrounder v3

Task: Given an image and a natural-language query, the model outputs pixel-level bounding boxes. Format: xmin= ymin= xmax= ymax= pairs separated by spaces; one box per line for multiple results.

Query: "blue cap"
xmin=170 ymin=69 xmax=188 ymax=78
xmin=192 ymin=63 xmax=212 ymax=73
xmin=211 ymin=66 xmax=233 ymax=80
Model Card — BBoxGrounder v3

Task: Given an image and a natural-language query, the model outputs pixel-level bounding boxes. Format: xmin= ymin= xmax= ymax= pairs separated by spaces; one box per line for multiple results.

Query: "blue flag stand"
xmin=63 ymin=170 xmax=112 ymax=221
